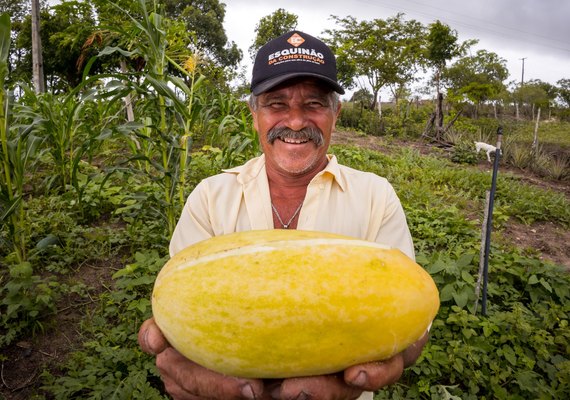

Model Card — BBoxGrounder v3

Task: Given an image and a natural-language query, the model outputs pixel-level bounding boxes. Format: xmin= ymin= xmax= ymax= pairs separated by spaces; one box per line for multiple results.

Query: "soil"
xmin=0 ymin=257 xmax=121 ymax=400
xmin=1 ymin=129 xmax=568 ymax=399
xmin=331 ymin=129 xmax=570 ymax=269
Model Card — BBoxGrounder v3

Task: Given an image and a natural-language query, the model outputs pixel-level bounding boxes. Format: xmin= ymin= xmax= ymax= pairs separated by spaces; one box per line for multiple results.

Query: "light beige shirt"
xmin=170 ymin=154 xmax=414 ymax=260
xmin=169 ymin=155 xmax=414 ymax=400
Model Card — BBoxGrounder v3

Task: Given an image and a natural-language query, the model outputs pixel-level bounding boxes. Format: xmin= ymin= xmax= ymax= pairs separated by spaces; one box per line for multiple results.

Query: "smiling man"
xmin=139 ymin=31 xmax=426 ymax=400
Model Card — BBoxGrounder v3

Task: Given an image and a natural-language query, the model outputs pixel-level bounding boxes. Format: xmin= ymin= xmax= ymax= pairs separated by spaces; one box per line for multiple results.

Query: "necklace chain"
xmin=271 ymin=201 xmax=303 ymax=229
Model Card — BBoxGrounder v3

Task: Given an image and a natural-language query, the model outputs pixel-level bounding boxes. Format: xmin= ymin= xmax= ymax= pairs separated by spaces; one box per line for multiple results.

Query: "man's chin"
xmin=273 ymin=154 xmax=326 ymax=176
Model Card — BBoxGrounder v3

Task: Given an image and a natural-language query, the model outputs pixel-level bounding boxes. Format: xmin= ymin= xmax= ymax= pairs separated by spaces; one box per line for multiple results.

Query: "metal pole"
xmin=481 ymin=126 xmax=503 ymax=315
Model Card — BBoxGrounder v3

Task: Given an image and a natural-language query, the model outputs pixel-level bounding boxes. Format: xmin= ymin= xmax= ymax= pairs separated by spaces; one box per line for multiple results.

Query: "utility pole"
xmin=31 ymin=0 xmax=45 ymax=93
xmin=519 ymin=57 xmax=527 ymax=86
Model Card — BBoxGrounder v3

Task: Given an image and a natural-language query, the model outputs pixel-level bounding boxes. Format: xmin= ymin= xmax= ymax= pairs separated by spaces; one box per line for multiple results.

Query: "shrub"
xmin=504 ymin=142 xmax=533 ymax=169
xmin=451 ymin=141 xmax=479 ymax=165
xmin=534 ymin=153 xmax=570 ymax=181
xmin=338 ymin=102 xmax=384 ymax=136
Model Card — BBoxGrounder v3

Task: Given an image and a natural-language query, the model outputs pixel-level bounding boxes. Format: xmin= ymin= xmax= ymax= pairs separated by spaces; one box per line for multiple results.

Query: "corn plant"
xmin=0 ymin=104 xmax=44 ymax=262
xmin=94 ymin=0 xmax=206 ymax=236
xmin=200 ymin=90 xmax=259 ymax=167
xmin=14 ymin=82 xmax=119 ymax=221
xmin=0 ymin=14 xmax=45 ymax=262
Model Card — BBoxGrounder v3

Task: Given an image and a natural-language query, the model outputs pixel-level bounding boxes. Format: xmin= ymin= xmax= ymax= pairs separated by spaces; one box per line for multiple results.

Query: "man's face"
xmin=250 ymin=79 xmax=341 ymax=178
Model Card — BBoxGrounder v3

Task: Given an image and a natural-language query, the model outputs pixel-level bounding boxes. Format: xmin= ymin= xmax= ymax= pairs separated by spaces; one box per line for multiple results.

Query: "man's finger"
xmin=138 ymin=317 xmax=169 ymax=355
xmin=157 ymin=347 xmax=265 ymax=400
xmin=344 ymin=354 xmax=404 ymax=391
xmin=277 ymin=374 xmax=362 ymax=400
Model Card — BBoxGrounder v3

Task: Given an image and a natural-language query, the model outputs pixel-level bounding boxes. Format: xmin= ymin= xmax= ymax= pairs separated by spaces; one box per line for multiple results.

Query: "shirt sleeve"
xmin=169 ymin=180 xmax=215 ymax=257
xmin=372 ymin=182 xmax=415 ymax=261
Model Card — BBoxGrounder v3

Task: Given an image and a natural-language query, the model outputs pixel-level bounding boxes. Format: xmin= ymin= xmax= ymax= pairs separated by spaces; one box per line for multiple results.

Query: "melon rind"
xmin=152 ymin=229 xmax=439 ymax=378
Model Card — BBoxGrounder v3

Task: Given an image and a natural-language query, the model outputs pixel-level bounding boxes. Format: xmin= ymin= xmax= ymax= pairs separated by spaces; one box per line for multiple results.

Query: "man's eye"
xmin=307 ymin=101 xmax=326 ymax=109
xmin=265 ymin=102 xmax=286 ymax=109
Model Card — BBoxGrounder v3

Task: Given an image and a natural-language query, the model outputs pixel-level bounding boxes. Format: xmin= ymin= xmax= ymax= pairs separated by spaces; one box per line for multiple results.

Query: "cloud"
xmin=225 ymin=0 xmax=569 ymax=86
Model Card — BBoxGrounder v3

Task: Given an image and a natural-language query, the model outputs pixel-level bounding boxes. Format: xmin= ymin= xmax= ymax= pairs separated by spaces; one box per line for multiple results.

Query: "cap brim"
xmin=252 ymin=73 xmax=345 ymax=95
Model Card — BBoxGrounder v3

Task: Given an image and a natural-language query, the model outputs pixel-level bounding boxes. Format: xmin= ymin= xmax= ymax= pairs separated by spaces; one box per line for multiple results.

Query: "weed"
xmin=505 ymin=142 xmax=532 ymax=169
xmin=450 ymin=141 xmax=479 ymax=165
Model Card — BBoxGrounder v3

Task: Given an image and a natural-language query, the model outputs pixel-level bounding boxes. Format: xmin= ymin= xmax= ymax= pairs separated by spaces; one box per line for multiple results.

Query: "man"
xmin=139 ymin=30 xmax=428 ymax=400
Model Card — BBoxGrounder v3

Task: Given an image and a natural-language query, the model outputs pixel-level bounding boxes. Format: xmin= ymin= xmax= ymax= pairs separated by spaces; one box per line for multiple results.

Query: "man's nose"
xmin=284 ymin=105 xmax=308 ymax=131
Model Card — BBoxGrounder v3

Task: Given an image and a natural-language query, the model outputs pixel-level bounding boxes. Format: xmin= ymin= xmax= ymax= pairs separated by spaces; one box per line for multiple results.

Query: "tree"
xmin=324 ymin=14 xmax=425 ymax=110
xmin=249 ymin=8 xmax=298 ymax=60
xmin=12 ymin=0 xmax=97 ymax=91
xmin=0 ymin=0 xmax=29 ymax=23
xmin=557 ymin=78 xmax=570 ymax=108
xmin=350 ymin=88 xmax=373 ymax=107
xmin=513 ymin=79 xmax=557 ymax=119
xmin=162 ymin=0 xmax=242 ymax=69
xmin=425 ymin=20 xmax=474 ymax=138
xmin=443 ymin=49 xmax=508 ymax=118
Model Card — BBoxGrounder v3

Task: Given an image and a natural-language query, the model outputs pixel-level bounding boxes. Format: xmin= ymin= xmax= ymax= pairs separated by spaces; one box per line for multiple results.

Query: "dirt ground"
xmin=1 ymin=129 xmax=568 ymax=399
xmin=1 ymin=259 xmax=119 ymax=400
xmin=331 ymin=129 xmax=570 ymax=269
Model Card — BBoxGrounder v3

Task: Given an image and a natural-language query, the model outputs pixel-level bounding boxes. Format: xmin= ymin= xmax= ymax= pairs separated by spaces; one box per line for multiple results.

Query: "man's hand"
xmin=274 ymin=331 xmax=429 ymax=399
xmin=138 ymin=318 xmax=429 ymax=400
xmin=138 ymin=318 xmax=267 ymax=400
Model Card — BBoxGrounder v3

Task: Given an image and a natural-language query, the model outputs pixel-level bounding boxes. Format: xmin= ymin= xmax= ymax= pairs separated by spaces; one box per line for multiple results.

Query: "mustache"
xmin=266 ymin=126 xmax=324 ymax=147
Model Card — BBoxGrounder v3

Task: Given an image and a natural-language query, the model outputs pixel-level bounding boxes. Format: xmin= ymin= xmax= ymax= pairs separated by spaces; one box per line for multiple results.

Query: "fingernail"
xmin=142 ymin=329 xmax=153 ymax=354
xmin=296 ymin=392 xmax=309 ymax=400
xmin=241 ymin=383 xmax=256 ymax=399
xmin=352 ymin=371 xmax=368 ymax=387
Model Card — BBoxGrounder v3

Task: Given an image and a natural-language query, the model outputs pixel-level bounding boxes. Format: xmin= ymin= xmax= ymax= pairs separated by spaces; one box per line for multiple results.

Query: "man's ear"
xmin=332 ymin=102 xmax=342 ymax=129
xmin=249 ymin=104 xmax=259 ymax=132
xmin=335 ymin=101 xmax=342 ymax=118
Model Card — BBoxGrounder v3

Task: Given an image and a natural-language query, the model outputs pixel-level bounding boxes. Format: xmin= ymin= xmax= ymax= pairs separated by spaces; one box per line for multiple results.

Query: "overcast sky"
xmin=223 ymin=0 xmax=570 ymax=98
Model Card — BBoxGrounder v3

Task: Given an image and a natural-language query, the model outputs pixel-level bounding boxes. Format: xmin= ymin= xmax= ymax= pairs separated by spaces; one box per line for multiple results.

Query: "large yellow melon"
xmin=151 ymin=229 xmax=439 ymax=378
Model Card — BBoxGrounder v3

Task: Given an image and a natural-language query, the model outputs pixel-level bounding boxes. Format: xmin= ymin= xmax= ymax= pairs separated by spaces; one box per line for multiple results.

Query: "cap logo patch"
xmin=287 ymin=33 xmax=305 ymax=47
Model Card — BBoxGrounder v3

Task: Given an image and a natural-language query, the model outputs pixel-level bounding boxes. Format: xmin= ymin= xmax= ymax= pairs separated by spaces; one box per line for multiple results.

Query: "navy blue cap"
xmin=251 ymin=31 xmax=344 ymax=95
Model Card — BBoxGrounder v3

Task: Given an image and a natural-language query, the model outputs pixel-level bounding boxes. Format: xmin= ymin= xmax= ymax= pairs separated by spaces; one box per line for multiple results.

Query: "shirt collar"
xmin=223 ymin=154 xmax=346 ymax=191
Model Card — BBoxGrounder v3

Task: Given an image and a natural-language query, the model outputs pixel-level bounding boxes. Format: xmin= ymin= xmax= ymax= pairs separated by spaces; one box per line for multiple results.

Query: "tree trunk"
xmin=435 ymin=92 xmax=444 ymax=140
xmin=422 ymin=113 xmax=436 ymax=138
xmin=31 ymin=0 xmax=45 ymax=93
xmin=442 ymin=110 xmax=463 ymax=135
xmin=370 ymin=89 xmax=379 ymax=111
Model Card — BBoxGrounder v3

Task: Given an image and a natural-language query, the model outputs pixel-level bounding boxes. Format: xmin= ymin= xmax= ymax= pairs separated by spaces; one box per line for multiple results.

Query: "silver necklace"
xmin=271 ymin=201 xmax=303 ymax=229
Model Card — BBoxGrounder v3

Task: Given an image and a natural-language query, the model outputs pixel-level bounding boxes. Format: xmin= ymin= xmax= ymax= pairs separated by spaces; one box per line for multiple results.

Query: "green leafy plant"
xmin=41 ymin=251 xmax=168 ymax=399
xmin=93 ymin=0 xmax=211 ymax=237
xmin=0 ymin=14 xmax=45 ymax=262
xmin=377 ymin=251 xmax=570 ymax=399
xmin=0 ymin=262 xmax=58 ymax=346
xmin=450 ymin=141 xmax=479 ymax=164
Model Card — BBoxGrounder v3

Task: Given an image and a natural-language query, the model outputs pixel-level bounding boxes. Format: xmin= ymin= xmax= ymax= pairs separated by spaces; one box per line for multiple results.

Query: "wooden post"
xmin=532 ymin=107 xmax=541 ymax=151
xmin=31 ymin=0 xmax=45 ymax=93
